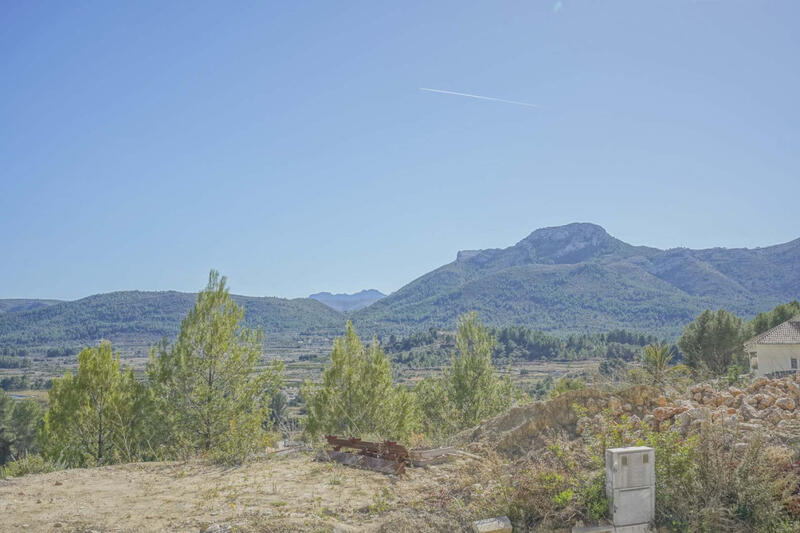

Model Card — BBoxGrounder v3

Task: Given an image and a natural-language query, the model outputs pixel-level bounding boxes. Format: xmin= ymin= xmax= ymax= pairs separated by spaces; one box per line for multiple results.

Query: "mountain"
xmin=309 ymin=289 xmax=386 ymax=312
xmin=0 ymin=291 xmax=346 ymax=356
xmin=1 ymin=223 xmax=798 ymax=353
xmin=0 ymin=299 xmax=63 ymax=314
xmin=352 ymin=223 xmax=800 ymax=337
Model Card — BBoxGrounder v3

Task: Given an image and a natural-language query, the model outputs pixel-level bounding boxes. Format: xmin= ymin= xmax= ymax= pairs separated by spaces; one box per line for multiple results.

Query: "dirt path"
xmin=0 ymin=452 xmax=468 ymax=532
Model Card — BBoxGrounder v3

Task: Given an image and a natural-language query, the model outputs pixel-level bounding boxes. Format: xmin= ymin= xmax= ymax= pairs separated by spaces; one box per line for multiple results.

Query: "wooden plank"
xmin=410 ymin=447 xmax=455 ymax=461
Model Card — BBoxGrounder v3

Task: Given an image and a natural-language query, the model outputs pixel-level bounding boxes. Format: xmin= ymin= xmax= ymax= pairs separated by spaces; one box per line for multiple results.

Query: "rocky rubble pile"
xmin=644 ymin=374 xmax=800 ymax=444
xmin=468 ymin=375 xmax=800 ymax=458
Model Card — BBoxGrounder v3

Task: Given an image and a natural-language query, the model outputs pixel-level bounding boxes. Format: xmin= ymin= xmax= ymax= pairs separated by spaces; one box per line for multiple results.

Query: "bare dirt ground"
xmin=0 ymin=452 xmax=471 ymax=532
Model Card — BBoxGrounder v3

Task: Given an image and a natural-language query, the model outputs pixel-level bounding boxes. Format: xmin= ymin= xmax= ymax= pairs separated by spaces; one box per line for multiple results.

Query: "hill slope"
xmin=353 ymin=223 xmax=800 ymax=337
xmin=0 ymin=291 xmax=345 ymax=355
xmin=309 ymin=289 xmax=386 ymax=312
xmin=0 ymin=299 xmax=62 ymax=314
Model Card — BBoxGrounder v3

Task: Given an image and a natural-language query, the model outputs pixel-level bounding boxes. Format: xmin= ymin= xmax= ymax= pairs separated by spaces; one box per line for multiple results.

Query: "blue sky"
xmin=1 ymin=1 xmax=798 ymax=300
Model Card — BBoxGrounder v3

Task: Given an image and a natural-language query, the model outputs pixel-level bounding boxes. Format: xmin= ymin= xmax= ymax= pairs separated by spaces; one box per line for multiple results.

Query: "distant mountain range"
xmin=309 ymin=289 xmax=386 ymax=312
xmin=351 ymin=223 xmax=800 ymax=337
xmin=1 ymin=223 xmax=798 ymax=355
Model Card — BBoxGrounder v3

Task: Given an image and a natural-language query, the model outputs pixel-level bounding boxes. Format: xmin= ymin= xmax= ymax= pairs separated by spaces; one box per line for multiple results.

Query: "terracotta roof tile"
xmin=746 ymin=315 xmax=800 ymax=345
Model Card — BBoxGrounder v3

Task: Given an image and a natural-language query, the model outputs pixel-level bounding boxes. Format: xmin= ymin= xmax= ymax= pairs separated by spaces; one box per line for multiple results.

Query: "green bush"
xmin=0 ymin=453 xmax=63 ymax=479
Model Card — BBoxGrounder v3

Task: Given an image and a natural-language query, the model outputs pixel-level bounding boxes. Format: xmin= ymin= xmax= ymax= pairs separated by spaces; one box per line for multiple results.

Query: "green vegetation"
xmin=678 ymin=309 xmax=747 ymax=374
xmin=0 ymin=375 xmax=51 ymax=391
xmin=0 ymin=390 xmax=42 ymax=464
xmin=353 ymin=223 xmax=800 ymax=337
xmin=0 ymin=355 xmax=31 ymax=368
xmin=40 ymin=342 xmax=148 ymax=466
xmin=1 ymin=225 xmax=798 ymax=357
xmin=750 ymin=300 xmax=800 ymax=337
xmin=582 ymin=414 xmax=796 ymax=532
xmin=148 ymin=271 xmax=284 ymax=464
xmin=416 ymin=312 xmax=520 ymax=440
xmin=0 ymin=289 xmax=345 ymax=357
xmin=2 ymin=264 xmax=799 ymax=530
xmin=641 ymin=343 xmax=674 ymax=386
xmin=385 ymin=325 xmax=666 ymax=368
xmin=302 ymin=321 xmax=417 ymax=441
xmin=28 ymin=271 xmax=287 ymax=468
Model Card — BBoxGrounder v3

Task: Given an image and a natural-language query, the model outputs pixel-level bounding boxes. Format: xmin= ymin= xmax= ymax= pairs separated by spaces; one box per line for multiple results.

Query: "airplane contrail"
xmin=419 ymin=87 xmax=539 ymax=108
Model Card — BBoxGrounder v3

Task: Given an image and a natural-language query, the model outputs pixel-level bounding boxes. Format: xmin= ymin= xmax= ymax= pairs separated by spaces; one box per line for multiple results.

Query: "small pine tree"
xmin=417 ymin=312 xmax=519 ymax=439
xmin=147 ymin=270 xmax=283 ymax=462
xmin=302 ymin=321 xmax=418 ymax=441
xmin=678 ymin=309 xmax=746 ymax=374
xmin=41 ymin=342 xmax=146 ymax=466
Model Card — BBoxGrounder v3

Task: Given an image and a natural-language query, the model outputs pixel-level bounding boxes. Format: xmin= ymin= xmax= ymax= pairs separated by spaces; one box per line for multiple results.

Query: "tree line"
xmin=2 ymin=271 xmax=284 ymax=468
xmin=2 ymin=267 xmax=796 ymax=472
xmin=1 ymin=271 xmax=520 ymax=471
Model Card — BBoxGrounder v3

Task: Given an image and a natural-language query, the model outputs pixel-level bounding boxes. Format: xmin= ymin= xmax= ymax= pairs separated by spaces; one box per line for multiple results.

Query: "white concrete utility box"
xmin=605 ymin=446 xmax=655 ymax=527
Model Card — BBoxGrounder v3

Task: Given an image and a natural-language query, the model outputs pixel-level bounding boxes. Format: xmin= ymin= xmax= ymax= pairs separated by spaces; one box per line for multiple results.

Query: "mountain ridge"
xmin=351 ymin=223 xmax=800 ymax=337
xmin=0 ymin=223 xmax=797 ymax=353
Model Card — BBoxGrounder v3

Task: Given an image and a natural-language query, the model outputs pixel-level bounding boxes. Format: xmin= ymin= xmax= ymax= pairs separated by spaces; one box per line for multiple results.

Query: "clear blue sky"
xmin=2 ymin=1 xmax=798 ymax=300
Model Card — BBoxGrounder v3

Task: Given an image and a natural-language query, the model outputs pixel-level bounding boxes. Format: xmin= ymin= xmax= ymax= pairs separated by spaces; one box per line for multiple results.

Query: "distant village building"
xmin=745 ymin=315 xmax=800 ymax=377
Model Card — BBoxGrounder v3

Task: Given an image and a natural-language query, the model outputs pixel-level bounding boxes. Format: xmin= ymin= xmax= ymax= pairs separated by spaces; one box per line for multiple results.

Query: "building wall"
xmin=755 ymin=344 xmax=800 ymax=376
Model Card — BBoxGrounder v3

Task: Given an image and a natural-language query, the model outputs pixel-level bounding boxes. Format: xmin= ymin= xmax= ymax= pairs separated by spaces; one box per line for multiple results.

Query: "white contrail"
xmin=419 ymin=87 xmax=539 ymax=108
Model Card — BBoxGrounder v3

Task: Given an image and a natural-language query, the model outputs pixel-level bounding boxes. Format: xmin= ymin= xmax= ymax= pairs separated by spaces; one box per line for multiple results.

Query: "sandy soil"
xmin=0 ymin=452 xmax=470 ymax=532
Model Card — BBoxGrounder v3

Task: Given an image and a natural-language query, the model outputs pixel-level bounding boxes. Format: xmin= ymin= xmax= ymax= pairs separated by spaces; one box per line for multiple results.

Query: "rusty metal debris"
xmin=317 ymin=435 xmax=468 ymax=474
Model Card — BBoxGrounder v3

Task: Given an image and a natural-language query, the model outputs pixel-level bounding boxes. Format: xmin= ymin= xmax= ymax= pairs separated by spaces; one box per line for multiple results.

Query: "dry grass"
xmin=0 ymin=451 xmax=471 ymax=532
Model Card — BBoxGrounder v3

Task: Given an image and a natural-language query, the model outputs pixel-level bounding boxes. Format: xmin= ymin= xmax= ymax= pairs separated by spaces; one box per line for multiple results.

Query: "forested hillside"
xmin=0 ymin=291 xmax=345 ymax=356
xmin=1 ymin=223 xmax=797 ymax=355
xmin=353 ymin=223 xmax=800 ymax=337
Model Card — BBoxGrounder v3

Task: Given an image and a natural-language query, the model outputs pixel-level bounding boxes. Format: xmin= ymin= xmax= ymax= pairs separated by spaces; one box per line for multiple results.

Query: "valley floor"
xmin=0 ymin=452 xmax=469 ymax=532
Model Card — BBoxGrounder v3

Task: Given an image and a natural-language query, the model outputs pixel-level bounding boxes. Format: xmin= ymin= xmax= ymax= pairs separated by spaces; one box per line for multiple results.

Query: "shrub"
xmin=0 ymin=453 xmax=63 ymax=479
xmin=303 ymin=321 xmax=418 ymax=442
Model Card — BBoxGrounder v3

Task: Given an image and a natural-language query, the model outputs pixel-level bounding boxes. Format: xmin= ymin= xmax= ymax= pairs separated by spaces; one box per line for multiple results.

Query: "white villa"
xmin=745 ymin=315 xmax=800 ymax=377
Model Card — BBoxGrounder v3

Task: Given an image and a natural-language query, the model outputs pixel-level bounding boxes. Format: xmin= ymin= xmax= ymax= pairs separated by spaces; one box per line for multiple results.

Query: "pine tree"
xmin=417 ymin=312 xmax=519 ymax=440
xmin=303 ymin=321 xmax=417 ymax=440
xmin=148 ymin=270 xmax=283 ymax=461
xmin=41 ymin=342 xmax=146 ymax=466
xmin=0 ymin=391 xmax=43 ymax=464
xmin=678 ymin=309 xmax=746 ymax=374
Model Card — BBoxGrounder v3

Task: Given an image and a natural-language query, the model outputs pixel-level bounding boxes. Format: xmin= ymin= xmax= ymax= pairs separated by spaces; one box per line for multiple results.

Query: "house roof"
xmin=745 ymin=315 xmax=800 ymax=346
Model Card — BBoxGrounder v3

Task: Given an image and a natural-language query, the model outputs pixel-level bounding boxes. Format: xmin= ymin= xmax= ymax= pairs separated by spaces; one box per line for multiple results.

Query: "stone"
xmin=653 ymin=406 xmax=687 ymax=422
xmin=759 ymin=395 xmax=775 ymax=409
xmin=729 ymin=387 xmax=743 ymax=396
xmin=776 ymin=397 xmax=796 ymax=411
xmin=764 ymin=408 xmax=784 ymax=425
xmin=739 ymin=402 xmax=760 ymax=421
xmin=472 ymin=516 xmax=513 ymax=533
xmin=748 ymin=377 xmax=770 ymax=393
